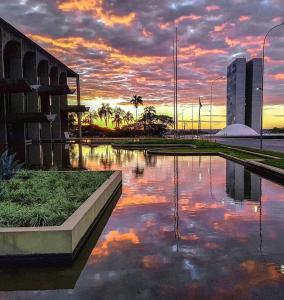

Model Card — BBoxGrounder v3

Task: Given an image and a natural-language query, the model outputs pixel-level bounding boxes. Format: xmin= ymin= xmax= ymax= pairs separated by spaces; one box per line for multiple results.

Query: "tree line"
xmin=69 ymin=95 xmax=173 ymax=136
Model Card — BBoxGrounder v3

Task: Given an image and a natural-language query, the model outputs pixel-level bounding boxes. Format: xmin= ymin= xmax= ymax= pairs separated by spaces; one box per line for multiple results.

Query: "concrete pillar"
xmin=42 ymin=143 xmax=53 ymax=168
xmin=50 ymin=67 xmax=61 ymax=139
xmin=23 ymin=51 xmax=40 ymax=141
xmin=25 ymin=143 xmax=42 ymax=169
xmin=76 ymin=76 xmax=82 ymax=139
xmin=59 ymin=72 xmax=68 ymax=138
xmin=37 ymin=60 xmax=50 ymax=140
xmin=0 ymin=28 xmax=7 ymax=146
xmin=53 ymin=143 xmax=63 ymax=169
xmin=4 ymin=40 xmax=25 ymax=144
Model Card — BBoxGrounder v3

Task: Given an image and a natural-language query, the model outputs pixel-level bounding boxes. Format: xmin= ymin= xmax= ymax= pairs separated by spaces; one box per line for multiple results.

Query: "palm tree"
xmin=123 ymin=111 xmax=134 ymax=125
xmin=112 ymin=107 xmax=125 ymax=129
xmin=90 ymin=111 xmax=99 ymax=125
xmin=98 ymin=103 xmax=113 ymax=127
xmin=130 ymin=95 xmax=143 ymax=122
xmin=142 ymin=106 xmax=156 ymax=124
xmin=81 ymin=110 xmax=99 ymax=126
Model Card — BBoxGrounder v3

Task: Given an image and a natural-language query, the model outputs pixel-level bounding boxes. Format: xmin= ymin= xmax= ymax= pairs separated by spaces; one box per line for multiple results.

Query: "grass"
xmin=112 ymin=138 xmax=216 ymax=148
xmin=261 ymin=159 xmax=284 ymax=169
xmin=148 ymin=147 xmax=262 ymax=160
xmin=147 ymin=144 xmax=284 ymax=170
xmin=235 ymin=146 xmax=284 ymax=158
xmin=0 ymin=170 xmax=113 ymax=228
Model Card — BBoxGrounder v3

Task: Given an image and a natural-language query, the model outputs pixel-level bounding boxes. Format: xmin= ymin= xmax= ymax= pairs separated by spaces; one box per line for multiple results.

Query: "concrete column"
xmin=25 ymin=143 xmax=42 ymax=169
xmin=23 ymin=51 xmax=40 ymax=141
xmin=0 ymin=29 xmax=7 ymax=146
xmin=37 ymin=60 xmax=50 ymax=140
xmin=77 ymin=76 xmax=82 ymax=139
xmin=42 ymin=143 xmax=53 ymax=168
xmin=4 ymin=40 xmax=25 ymax=144
xmin=59 ymin=72 xmax=68 ymax=138
xmin=53 ymin=143 xmax=63 ymax=169
xmin=50 ymin=67 xmax=61 ymax=139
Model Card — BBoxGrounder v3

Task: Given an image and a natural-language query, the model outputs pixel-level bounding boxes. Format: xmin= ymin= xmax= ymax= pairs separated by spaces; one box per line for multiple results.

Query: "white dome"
xmin=216 ymin=124 xmax=259 ymax=137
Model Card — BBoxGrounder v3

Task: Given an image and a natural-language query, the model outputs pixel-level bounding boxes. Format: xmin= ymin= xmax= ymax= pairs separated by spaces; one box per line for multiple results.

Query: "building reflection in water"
xmin=226 ymin=159 xmax=261 ymax=202
xmin=24 ymin=142 xmax=72 ymax=170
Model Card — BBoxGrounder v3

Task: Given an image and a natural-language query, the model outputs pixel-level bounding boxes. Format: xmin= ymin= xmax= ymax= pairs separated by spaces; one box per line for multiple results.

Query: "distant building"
xmin=227 ymin=58 xmax=262 ymax=133
xmin=0 ymin=17 xmax=88 ymax=148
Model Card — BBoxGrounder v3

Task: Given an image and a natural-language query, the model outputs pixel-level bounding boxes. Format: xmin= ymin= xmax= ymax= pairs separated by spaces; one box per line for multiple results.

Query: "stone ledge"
xmin=0 ymin=171 xmax=122 ymax=261
xmin=112 ymin=144 xmax=196 ymax=149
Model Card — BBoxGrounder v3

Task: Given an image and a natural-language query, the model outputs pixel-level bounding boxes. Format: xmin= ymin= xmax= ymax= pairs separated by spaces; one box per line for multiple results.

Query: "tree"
xmin=82 ymin=111 xmax=99 ymax=126
xmin=123 ymin=111 xmax=134 ymax=125
xmin=68 ymin=112 xmax=77 ymax=132
xmin=130 ymin=95 xmax=143 ymax=121
xmin=90 ymin=111 xmax=99 ymax=125
xmin=98 ymin=103 xmax=113 ymax=127
xmin=139 ymin=107 xmax=174 ymax=135
xmin=112 ymin=107 xmax=126 ymax=129
xmin=142 ymin=106 xmax=156 ymax=124
xmin=155 ymin=114 xmax=174 ymax=127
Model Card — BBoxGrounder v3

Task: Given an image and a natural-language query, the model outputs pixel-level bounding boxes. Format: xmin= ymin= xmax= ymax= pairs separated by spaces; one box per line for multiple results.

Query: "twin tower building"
xmin=227 ymin=58 xmax=262 ymax=133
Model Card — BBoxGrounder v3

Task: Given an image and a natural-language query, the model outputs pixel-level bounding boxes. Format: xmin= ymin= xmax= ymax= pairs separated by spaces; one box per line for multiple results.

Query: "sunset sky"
xmin=2 ymin=0 xmax=284 ymax=128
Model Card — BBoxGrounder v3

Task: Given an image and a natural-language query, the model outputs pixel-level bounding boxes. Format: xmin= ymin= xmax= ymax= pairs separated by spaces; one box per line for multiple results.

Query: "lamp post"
xmin=210 ymin=76 xmax=225 ymax=140
xmin=260 ymin=22 xmax=284 ymax=149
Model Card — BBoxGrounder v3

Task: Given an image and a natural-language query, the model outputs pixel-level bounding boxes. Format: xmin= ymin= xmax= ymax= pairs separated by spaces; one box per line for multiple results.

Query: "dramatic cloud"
xmin=1 ymin=0 xmax=284 ymax=127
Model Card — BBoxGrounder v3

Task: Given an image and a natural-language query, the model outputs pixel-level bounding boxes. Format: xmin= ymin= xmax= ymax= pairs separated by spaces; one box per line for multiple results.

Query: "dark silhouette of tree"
xmin=112 ymin=107 xmax=125 ymax=129
xmin=98 ymin=103 xmax=113 ymax=127
xmin=123 ymin=111 xmax=134 ymax=125
xmin=130 ymin=95 xmax=143 ymax=122
xmin=82 ymin=111 xmax=98 ymax=126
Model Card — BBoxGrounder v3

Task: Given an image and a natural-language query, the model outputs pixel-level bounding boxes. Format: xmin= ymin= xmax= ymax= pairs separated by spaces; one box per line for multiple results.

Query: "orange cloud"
xmin=27 ymin=34 xmax=115 ymax=52
xmin=181 ymin=45 xmax=227 ymax=56
xmin=273 ymin=73 xmax=284 ymax=80
xmin=225 ymin=36 xmax=263 ymax=48
xmin=58 ymin=0 xmax=136 ymax=27
xmin=239 ymin=16 xmax=251 ymax=22
xmin=90 ymin=229 xmax=140 ymax=261
xmin=176 ymin=15 xmax=202 ymax=23
xmin=214 ymin=24 xmax=226 ymax=32
xmin=206 ymin=5 xmax=220 ymax=12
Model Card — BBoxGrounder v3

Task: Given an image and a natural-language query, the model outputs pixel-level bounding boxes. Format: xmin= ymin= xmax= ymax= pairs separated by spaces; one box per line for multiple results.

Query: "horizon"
xmin=3 ymin=0 xmax=284 ymax=129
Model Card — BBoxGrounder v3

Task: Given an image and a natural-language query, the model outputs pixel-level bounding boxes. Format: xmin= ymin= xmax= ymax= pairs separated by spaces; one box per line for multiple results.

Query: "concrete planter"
xmin=0 ymin=171 xmax=122 ymax=263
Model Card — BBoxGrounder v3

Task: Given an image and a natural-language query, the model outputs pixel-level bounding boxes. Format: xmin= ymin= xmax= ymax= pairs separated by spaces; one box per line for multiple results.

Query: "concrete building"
xmin=245 ymin=59 xmax=262 ymax=133
xmin=227 ymin=58 xmax=262 ymax=133
xmin=0 ymin=17 xmax=88 ymax=148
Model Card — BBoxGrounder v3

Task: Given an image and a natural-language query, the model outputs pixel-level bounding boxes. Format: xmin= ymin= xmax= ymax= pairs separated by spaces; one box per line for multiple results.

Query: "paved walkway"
xmin=215 ymin=138 xmax=284 ymax=153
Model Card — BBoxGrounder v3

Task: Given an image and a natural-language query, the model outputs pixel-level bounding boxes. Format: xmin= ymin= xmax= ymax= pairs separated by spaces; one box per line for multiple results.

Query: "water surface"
xmin=1 ymin=144 xmax=284 ymax=300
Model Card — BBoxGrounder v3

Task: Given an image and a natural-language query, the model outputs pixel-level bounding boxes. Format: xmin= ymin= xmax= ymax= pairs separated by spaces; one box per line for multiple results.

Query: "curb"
xmin=0 ymin=171 xmax=122 ymax=263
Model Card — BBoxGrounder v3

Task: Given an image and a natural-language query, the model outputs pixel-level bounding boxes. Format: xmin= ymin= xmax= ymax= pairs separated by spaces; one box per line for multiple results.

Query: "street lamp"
xmin=260 ymin=22 xmax=284 ymax=149
xmin=210 ymin=76 xmax=225 ymax=139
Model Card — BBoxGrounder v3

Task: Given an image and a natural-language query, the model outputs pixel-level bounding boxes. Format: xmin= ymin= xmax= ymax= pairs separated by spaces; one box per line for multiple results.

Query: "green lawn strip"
xmin=232 ymin=146 xmax=284 ymax=159
xmin=0 ymin=170 xmax=113 ymax=228
xmin=148 ymin=147 xmax=264 ymax=160
xmin=261 ymin=159 xmax=284 ymax=170
xmin=112 ymin=138 xmax=217 ymax=147
xmin=220 ymin=148 xmax=260 ymax=160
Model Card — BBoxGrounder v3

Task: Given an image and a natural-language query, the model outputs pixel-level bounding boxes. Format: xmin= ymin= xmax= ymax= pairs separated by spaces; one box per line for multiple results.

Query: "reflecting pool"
xmin=1 ymin=144 xmax=284 ymax=299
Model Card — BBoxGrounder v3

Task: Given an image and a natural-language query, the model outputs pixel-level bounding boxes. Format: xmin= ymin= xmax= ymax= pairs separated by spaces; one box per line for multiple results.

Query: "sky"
xmin=1 ymin=0 xmax=284 ymax=128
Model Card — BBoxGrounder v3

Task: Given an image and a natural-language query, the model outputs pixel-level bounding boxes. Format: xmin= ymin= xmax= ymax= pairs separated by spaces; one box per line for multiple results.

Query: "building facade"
xmin=0 ymin=17 xmax=87 ymax=148
xmin=227 ymin=58 xmax=262 ymax=133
